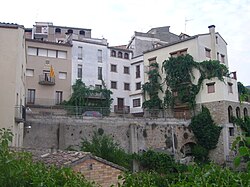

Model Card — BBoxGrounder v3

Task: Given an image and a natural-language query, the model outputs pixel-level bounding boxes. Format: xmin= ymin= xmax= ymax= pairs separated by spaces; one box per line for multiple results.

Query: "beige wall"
xmin=0 ymin=25 xmax=26 ymax=146
xmin=143 ymin=31 xmax=237 ymax=105
xmin=26 ymin=40 xmax=72 ymax=105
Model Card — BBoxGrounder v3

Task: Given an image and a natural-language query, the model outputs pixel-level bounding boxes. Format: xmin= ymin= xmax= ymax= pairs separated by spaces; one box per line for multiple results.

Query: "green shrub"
xmin=81 ymin=132 xmax=132 ymax=170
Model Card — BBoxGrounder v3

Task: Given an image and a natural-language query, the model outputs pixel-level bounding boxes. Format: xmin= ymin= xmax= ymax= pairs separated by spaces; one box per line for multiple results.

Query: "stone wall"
xmin=24 ymin=115 xmax=192 ymax=160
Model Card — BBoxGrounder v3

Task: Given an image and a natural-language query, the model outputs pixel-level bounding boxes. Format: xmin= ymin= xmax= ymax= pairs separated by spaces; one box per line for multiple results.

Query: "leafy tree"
xmin=65 ymin=79 xmax=113 ymax=116
xmin=190 ymin=106 xmax=222 ymax=161
xmin=81 ymin=132 xmax=132 ymax=170
xmin=134 ymin=150 xmax=187 ymax=174
xmin=0 ymin=128 xmax=94 ymax=187
xmin=238 ymin=82 xmax=250 ymax=102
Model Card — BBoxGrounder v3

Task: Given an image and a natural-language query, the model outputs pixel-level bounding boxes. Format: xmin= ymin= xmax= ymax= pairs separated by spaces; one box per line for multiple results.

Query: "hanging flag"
xmin=50 ymin=65 xmax=55 ymax=78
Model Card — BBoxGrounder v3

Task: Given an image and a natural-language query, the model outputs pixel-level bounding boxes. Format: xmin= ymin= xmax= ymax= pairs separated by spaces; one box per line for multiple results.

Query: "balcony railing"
xmin=14 ymin=105 xmax=25 ymax=123
xmin=39 ymin=75 xmax=55 ymax=85
xmin=114 ymin=105 xmax=130 ymax=114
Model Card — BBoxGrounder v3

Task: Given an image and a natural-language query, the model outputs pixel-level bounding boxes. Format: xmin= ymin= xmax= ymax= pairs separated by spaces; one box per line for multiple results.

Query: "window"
xmin=95 ymin=84 xmax=102 ymax=89
xmin=55 ymin=91 xmax=63 ymax=105
xmin=78 ymin=46 xmax=83 ymax=60
xmin=228 ymin=82 xmax=233 ymax=93
xmin=124 ymin=53 xmax=129 ymax=59
xmin=236 ymin=107 xmax=241 ymax=118
xmin=124 ymin=66 xmax=130 ymax=74
xmin=170 ymin=49 xmax=188 ymax=57
xmin=111 ymin=81 xmax=117 ymax=89
xmin=38 ymin=48 xmax=47 ymax=57
xmin=26 ymin=69 xmax=34 ymax=77
xmin=217 ymin=52 xmax=219 ymax=60
xmin=111 ymin=50 xmax=116 ymax=57
xmin=55 ymin=28 xmax=61 ymax=33
xmin=77 ymin=64 xmax=82 ymax=78
xmin=57 ymin=51 xmax=67 ymax=59
xmin=124 ymin=83 xmax=130 ymax=90
xmin=229 ymin=127 xmax=234 ymax=136
xmin=98 ymin=67 xmax=102 ymax=80
xmin=59 ymin=72 xmax=67 ymax=79
xmin=221 ymin=54 xmax=225 ymax=63
xmin=136 ymin=82 xmax=141 ymax=90
xmin=136 ymin=65 xmax=140 ymax=78
xmin=205 ymin=48 xmax=211 ymax=58
xmin=244 ymin=108 xmax=248 ymax=118
xmin=67 ymin=29 xmax=73 ymax=34
xmin=97 ymin=49 xmax=102 ymax=62
xmin=48 ymin=50 xmax=57 ymax=58
xmin=27 ymin=47 xmax=37 ymax=56
xmin=133 ymin=98 xmax=141 ymax=107
xmin=79 ymin=30 xmax=85 ymax=35
xmin=228 ymin=106 xmax=233 ymax=123
xmin=216 ymin=36 xmax=218 ymax=44
xmin=118 ymin=51 xmax=123 ymax=58
xmin=27 ymin=89 xmax=35 ymax=104
xmin=207 ymin=82 xmax=215 ymax=93
xmin=111 ymin=64 xmax=117 ymax=72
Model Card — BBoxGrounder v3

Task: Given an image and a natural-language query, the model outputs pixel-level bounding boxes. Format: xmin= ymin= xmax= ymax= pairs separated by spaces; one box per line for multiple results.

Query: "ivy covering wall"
xmin=142 ymin=54 xmax=229 ymax=110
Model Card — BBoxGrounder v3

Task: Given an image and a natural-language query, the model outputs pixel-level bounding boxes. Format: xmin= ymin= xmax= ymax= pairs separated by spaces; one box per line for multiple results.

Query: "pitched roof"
xmin=11 ymin=147 xmax=126 ymax=171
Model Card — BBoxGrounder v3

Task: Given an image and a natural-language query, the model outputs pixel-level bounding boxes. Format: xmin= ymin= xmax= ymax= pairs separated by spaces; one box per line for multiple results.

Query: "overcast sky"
xmin=1 ymin=0 xmax=250 ymax=85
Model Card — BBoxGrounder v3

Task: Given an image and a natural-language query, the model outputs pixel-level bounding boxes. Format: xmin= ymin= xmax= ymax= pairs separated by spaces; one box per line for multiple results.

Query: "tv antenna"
xmin=185 ymin=17 xmax=193 ymax=33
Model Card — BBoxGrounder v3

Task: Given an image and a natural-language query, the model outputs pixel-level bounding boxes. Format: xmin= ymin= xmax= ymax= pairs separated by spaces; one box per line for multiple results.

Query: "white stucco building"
xmin=108 ymin=46 xmax=133 ymax=114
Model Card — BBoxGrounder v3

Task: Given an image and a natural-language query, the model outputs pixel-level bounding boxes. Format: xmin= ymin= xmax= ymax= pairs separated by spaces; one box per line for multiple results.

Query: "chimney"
xmin=208 ymin=25 xmax=216 ymax=34
xmin=208 ymin=25 xmax=216 ymax=60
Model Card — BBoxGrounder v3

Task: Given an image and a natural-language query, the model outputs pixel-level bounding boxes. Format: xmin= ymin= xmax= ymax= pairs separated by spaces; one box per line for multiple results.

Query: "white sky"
xmin=1 ymin=0 xmax=250 ymax=85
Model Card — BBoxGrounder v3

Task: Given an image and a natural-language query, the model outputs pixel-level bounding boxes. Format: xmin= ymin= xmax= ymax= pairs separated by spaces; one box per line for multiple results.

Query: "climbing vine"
xmin=162 ymin=54 xmax=228 ymax=109
xmin=142 ymin=62 xmax=163 ymax=109
xmin=190 ymin=106 xmax=222 ymax=162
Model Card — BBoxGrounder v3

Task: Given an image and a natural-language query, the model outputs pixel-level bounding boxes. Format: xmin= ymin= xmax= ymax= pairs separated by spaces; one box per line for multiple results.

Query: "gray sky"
xmin=2 ymin=0 xmax=250 ymax=85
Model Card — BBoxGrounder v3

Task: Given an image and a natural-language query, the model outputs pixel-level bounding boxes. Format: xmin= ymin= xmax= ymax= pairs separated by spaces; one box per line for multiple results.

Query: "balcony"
xmin=114 ymin=105 xmax=130 ymax=114
xmin=14 ymin=105 xmax=25 ymax=123
xmin=39 ymin=75 xmax=55 ymax=85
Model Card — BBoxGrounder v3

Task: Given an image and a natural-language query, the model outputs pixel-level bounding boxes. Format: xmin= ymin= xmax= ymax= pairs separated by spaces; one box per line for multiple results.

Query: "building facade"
xmin=0 ymin=23 xmax=26 ymax=146
xmin=25 ymin=39 xmax=72 ymax=106
xmin=108 ymin=46 xmax=133 ymax=114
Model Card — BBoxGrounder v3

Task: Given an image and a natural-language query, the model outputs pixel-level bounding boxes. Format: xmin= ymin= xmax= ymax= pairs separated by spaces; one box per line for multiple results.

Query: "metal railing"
xmin=114 ymin=105 xmax=130 ymax=114
xmin=39 ymin=75 xmax=55 ymax=85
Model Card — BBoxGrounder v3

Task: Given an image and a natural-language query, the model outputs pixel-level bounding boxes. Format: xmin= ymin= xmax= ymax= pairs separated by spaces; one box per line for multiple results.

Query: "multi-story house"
xmin=128 ymin=26 xmax=181 ymax=116
xmin=25 ymin=39 xmax=72 ymax=106
xmin=72 ymin=38 xmax=108 ymax=87
xmin=108 ymin=46 xmax=132 ymax=114
xmin=129 ymin=55 xmax=144 ymax=116
xmin=0 ymin=23 xmax=26 ymax=146
xmin=143 ymin=25 xmax=250 ymax=163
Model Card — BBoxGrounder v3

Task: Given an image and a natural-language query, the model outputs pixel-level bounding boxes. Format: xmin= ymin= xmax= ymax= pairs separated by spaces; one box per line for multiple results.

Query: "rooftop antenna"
xmin=185 ymin=17 xmax=193 ymax=33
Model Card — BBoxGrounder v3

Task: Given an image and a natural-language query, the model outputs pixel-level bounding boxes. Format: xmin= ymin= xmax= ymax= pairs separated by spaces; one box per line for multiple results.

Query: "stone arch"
xmin=228 ymin=105 xmax=233 ymax=123
xmin=180 ymin=142 xmax=196 ymax=157
xmin=236 ymin=107 xmax=241 ymax=118
xmin=244 ymin=108 xmax=248 ymax=118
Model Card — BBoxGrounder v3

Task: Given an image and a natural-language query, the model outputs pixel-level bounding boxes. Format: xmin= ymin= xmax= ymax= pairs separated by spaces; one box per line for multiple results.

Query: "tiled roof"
xmin=11 ymin=147 xmax=126 ymax=171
